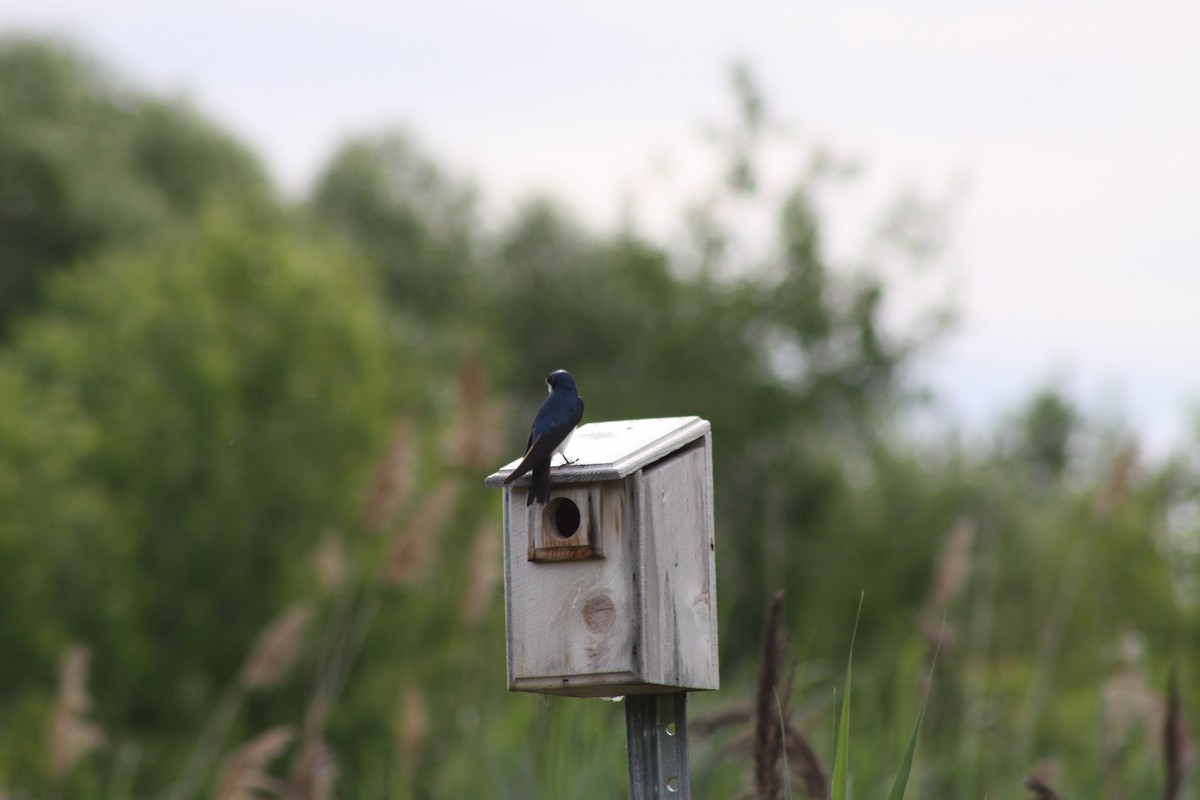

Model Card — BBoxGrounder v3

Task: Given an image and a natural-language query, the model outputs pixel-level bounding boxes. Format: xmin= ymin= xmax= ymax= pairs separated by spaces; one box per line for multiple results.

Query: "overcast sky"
xmin=7 ymin=0 xmax=1200 ymax=455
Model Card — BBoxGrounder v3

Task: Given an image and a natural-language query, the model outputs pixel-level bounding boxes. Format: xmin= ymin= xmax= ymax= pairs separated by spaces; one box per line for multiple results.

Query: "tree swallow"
xmin=503 ymin=369 xmax=585 ymax=506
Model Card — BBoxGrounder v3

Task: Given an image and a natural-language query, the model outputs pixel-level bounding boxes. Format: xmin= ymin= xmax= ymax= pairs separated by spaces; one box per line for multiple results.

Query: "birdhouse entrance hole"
xmin=545 ymin=497 xmax=581 ymax=539
xmin=523 ymin=485 xmax=604 ymax=562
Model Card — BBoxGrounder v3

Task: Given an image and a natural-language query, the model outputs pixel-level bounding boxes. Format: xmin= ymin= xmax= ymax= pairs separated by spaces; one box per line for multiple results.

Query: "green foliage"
xmin=0 ymin=211 xmax=408 ymax=788
xmin=307 ymin=131 xmax=479 ymax=326
xmin=1015 ymin=388 xmax=1079 ymax=481
xmin=0 ymin=36 xmax=276 ymax=336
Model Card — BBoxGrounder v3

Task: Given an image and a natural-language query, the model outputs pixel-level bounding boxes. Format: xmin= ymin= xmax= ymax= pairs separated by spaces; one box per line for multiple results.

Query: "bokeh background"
xmin=1 ymin=2 xmax=1197 ymax=797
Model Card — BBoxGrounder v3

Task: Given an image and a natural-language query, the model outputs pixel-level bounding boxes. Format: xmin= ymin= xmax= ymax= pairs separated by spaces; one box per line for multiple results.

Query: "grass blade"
xmin=886 ymin=634 xmax=940 ymax=800
xmin=831 ymin=594 xmax=863 ymax=800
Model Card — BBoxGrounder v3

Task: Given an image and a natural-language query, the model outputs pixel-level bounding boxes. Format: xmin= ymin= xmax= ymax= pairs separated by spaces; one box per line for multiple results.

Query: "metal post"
xmin=625 ymin=693 xmax=689 ymax=799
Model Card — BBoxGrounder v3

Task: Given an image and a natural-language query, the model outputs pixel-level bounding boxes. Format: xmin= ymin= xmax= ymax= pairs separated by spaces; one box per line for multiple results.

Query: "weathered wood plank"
xmin=506 ymin=481 xmax=640 ymax=692
xmin=640 ymin=439 xmax=718 ymax=690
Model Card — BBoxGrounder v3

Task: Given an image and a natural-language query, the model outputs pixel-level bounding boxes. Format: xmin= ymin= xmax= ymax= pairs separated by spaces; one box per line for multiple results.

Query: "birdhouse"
xmin=485 ymin=416 xmax=719 ymax=697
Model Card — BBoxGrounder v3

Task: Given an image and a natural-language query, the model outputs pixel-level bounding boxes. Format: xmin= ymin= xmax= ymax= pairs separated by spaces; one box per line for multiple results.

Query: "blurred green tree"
xmin=307 ymin=131 xmax=480 ymax=324
xmin=0 ymin=36 xmax=276 ymax=336
xmin=1015 ymin=388 xmax=1080 ymax=482
xmin=0 ymin=212 xmax=410 ymax=786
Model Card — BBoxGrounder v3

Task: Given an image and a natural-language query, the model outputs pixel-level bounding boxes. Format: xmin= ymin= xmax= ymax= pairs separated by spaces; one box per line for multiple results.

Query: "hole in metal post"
xmin=666 ymin=776 xmax=679 ymax=792
xmin=543 ymin=497 xmax=581 ymax=539
xmin=665 ymin=722 xmax=676 ymax=736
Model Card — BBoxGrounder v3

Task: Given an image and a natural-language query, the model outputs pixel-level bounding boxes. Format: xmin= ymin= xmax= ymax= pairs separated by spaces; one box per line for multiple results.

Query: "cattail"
xmin=460 ymin=520 xmax=501 ymax=624
xmin=687 ymin=702 xmax=754 ymax=737
xmin=753 ymin=590 xmax=787 ymax=800
xmin=46 ymin=644 xmax=105 ymax=781
xmin=784 ymin=727 xmax=829 ymax=800
xmin=214 ymin=727 xmax=293 ymax=800
xmin=361 ymin=419 xmax=417 ymax=534
xmin=1024 ymin=775 xmax=1063 ymax=800
xmin=688 ymin=591 xmax=829 ymax=800
xmin=240 ymin=605 xmax=312 ymax=691
xmin=398 ymin=685 xmax=428 ymax=767
xmin=382 ymin=482 xmax=459 ymax=585
xmin=312 ymin=531 xmax=346 ymax=594
xmin=284 ymin=731 xmax=337 ymax=800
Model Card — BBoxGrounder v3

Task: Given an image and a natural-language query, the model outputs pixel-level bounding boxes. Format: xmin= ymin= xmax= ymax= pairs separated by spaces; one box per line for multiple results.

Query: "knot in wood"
xmin=581 ymin=592 xmax=616 ymax=633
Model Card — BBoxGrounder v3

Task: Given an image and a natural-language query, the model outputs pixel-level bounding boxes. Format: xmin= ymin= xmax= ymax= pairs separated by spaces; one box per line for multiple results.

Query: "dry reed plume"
xmin=919 ymin=517 xmax=974 ymax=651
xmin=46 ymin=644 xmax=104 ymax=783
xmin=398 ymin=685 xmax=428 ymax=768
xmin=360 ymin=418 xmax=417 ymax=534
xmin=1093 ymin=442 xmax=1138 ymax=519
xmin=382 ymin=481 xmax=459 ymax=585
xmin=460 ymin=519 xmax=501 ymax=624
xmin=171 ymin=606 xmax=311 ymax=800
xmin=312 ymin=531 xmax=346 ymax=594
xmin=445 ymin=348 xmax=505 ymax=471
xmin=294 ymin=438 xmax=463 ymax=784
xmin=1100 ymin=629 xmax=1162 ymax=791
xmin=284 ymin=731 xmax=337 ymax=800
xmin=241 ymin=604 xmax=312 ymax=690
xmin=214 ymin=727 xmax=293 ymax=800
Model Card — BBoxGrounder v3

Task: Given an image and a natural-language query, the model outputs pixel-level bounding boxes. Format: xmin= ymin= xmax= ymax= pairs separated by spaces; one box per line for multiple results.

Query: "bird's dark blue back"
xmin=531 ymin=373 xmax=583 ymax=444
xmin=503 ymin=369 xmax=585 ymax=505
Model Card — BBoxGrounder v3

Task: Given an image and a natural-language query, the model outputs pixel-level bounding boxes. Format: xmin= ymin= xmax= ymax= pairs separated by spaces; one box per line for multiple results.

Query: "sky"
xmin=6 ymin=0 xmax=1200 ymax=456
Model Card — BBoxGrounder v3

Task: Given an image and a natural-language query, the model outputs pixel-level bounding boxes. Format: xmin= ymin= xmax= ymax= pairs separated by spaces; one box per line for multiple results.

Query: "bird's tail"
xmin=527 ymin=462 xmax=551 ymax=506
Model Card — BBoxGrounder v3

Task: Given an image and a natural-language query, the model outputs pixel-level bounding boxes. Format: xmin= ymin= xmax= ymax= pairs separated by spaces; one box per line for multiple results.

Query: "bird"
xmin=503 ymin=369 xmax=585 ymax=506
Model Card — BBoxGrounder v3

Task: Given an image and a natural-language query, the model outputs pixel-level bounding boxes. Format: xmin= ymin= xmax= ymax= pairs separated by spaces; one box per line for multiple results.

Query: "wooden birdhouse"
xmin=485 ymin=416 xmax=719 ymax=698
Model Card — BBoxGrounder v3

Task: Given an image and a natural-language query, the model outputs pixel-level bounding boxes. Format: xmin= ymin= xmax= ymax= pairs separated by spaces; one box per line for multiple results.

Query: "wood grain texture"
xmin=506 ymin=480 xmax=639 ymax=693
xmin=639 ymin=439 xmax=719 ymax=691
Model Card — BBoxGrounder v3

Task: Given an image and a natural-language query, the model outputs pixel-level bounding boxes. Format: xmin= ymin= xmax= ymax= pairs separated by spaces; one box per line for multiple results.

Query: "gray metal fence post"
xmin=625 ymin=693 xmax=689 ymax=799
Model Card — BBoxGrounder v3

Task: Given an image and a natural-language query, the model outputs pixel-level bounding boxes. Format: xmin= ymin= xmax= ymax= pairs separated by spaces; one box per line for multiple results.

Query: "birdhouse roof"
xmin=485 ymin=416 xmax=709 ymax=488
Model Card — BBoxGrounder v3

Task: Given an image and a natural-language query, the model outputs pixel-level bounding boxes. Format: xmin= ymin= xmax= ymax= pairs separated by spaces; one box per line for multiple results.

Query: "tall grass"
xmin=830 ymin=598 xmax=860 ymax=800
